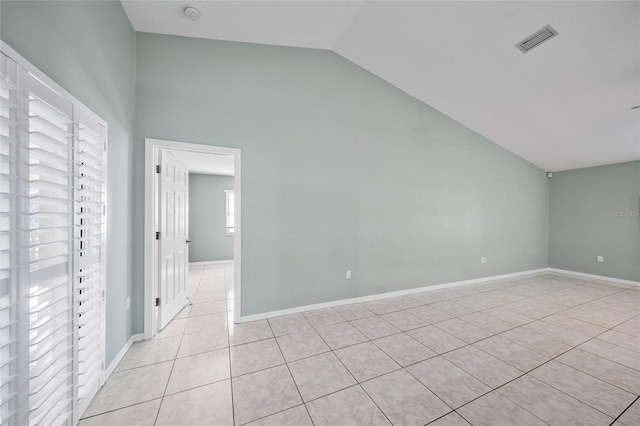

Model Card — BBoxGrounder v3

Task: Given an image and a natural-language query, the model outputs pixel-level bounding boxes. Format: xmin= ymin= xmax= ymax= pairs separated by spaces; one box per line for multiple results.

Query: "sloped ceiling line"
xmin=121 ymin=1 xmax=640 ymax=172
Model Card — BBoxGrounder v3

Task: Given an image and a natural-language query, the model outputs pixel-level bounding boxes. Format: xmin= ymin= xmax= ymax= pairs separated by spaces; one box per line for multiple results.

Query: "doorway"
xmin=144 ymin=138 xmax=242 ymax=339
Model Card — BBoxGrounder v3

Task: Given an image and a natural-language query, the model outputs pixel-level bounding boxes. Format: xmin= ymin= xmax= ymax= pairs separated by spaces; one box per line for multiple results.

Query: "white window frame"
xmin=0 ymin=41 xmax=107 ymax=425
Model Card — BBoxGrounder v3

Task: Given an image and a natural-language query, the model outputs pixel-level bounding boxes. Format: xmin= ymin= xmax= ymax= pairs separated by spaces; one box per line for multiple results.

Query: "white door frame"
xmin=144 ymin=138 xmax=242 ymax=339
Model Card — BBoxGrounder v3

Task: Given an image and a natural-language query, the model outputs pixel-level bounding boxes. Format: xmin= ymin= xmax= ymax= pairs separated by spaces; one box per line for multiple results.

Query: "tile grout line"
xmin=88 ymin=272 xmax=637 ymax=424
xmin=263 ymin=318 xmax=316 ymax=426
xmin=429 ymin=282 xmax=637 ymax=424
xmin=609 ymin=394 xmax=640 ymax=426
xmin=221 ymin=263 xmax=237 ymax=426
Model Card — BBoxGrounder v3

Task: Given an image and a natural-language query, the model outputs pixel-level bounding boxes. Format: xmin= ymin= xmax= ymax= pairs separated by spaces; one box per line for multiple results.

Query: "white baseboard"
xmin=547 ymin=268 xmax=640 ymax=286
xmin=101 ymin=333 xmax=144 ymax=386
xmin=238 ymin=268 xmax=549 ymax=323
xmin=189 ymin=260 xmax=233 ymax=266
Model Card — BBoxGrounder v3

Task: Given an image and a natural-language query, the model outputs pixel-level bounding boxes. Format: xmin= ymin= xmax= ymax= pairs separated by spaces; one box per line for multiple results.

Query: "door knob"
xmin=186 ymin=239 xmax=192 ymax=244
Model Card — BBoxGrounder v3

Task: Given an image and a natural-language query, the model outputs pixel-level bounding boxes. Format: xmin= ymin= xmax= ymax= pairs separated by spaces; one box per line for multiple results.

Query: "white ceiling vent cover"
xmin=517 ymin=25 xmax=559 ymax=53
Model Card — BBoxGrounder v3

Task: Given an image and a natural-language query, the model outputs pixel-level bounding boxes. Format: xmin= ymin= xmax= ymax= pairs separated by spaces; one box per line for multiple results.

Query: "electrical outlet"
xmin=597 ymin=256 xmax=604 ymax=263
xmin=126 ymin=296 xmax=131 ymax=310
xmin=346 ymin=270 xmax=351 ymax=279
xmin=480 ymin=257 xmax=487 ymax=264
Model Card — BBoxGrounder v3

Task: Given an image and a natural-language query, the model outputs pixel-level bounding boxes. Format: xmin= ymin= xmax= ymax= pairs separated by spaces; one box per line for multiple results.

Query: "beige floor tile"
xmin=361 ymin=299 xmax=400 ymax=315
xmin=373 ymin=333 xmax=437 ymax=367
xmin=362 ymin=369 xmax=451 ymax=426
xmin=185 ymin=312 xmax=227 ymax=334
xmin=556 ymin=348 xmax=640 ymax=394
xmin=562 ymin=304 xmax=634 ymax=328
xmin=245 ymin=405 xmax=313 ymax=426
xmin=579 ymin=338 xmax=640 ymax=370
xmin=306 ymin=385 xmax=391 ymax=426
xmin=521 ymin=320 xmax=591 ymax=346
xmin=407 ymin=356 xmax=490 ymax=408
xmin=334 ymin=341 xmax=400 ymax=382
xmin=598 ymin=329 xmax=640 ymax=353
xmin=302 ymin=308 xmax=346 ymax=327
xmin=540 ymin=313 xmax=607 ymax=337
xmin=288 ymin=352 xmax=356 ymax=401
xmin=473 ymin=335 xmax=548 ymax=372
xmin=177 ymin=328 xmax=228 ymax=358
xmin=428 ymin=412 xmax=471 ymax=426
xmin=529 ymin=360 xmax=636 ymax=417
xmin=499 ymin=375 xmax=612 ymax=425
xmin=457 ymin=391 xmax=546 ymax=426
xmin=458 ymin=312 xmax=513 ymax=334
xmin=156 ymin=380 xmax=233 ymax=426
xmin=332 ymin=303 xmax=375 ymax=321
xmin=315 ymin=322 xmax=368 ymax=349
xmin=174 ymin=305 xmax=192 ymax=319
xmin=232 ymin=365 xmax=302 ymax=425
xmin=351 ymin=316 xmax=400 ymax=340
xmin=79 ymin=399 xmax=161 ymax=425
xmin=268 ymin=313 xmax=313 ymax=336
xmin=430 ymin=300 xmax=476 ymax=316
xmin=155 ymin=318 xmax=187 ymax=339
xmin=189 ymin=300 xmax=228 ymax=316
xmin=276 ymin=330 xmax=331 ymax=362
xmin=165 ymin=348 xmax=230 ymax=394
xmin=500 ymin=327 xmax=571 ymax=358
xmin=229 ymin=320 xmax=274 ymax=346
xmin=116 ymin=336 xmax=181 ymax=372
xmin=443 ymin=345 xmax=521 ymax=388
xmin=387 ymin=295 xmax=425 ymax=310
xmin=612 ymin=316 xmax=640 ymax=334
xmin=84 ymin=362 xmax=172 ymax=417
xmin=379 ymin=310 xmax=428 ymax=331
xmin=618 ymin=399 xmax=640 ymax=426
xmin=481 ymin=307 xmax=533 ymax=326
xmin=406 ymin=325 xmax=466 ymax=354
xmin=406 ymin=305 xmax=454 ymax=324
xmin=434 ymin=318 xmax=493 ymax=343
xmin=231 ymin=338 xmax=285 ymax=377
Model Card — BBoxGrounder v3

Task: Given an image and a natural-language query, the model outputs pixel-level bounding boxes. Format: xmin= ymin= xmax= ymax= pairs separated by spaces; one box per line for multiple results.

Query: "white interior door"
xmin=157 ymin=149 xmax=190 ymax=330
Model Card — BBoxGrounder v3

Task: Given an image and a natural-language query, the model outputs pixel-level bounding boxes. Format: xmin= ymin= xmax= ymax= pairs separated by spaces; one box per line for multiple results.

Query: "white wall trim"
xmin=189 ymin=260 xmax=233 ymax=266
xmin=547 ymin=268 xmax=640 ymax=286
xmin=238 ymin=268 xmax=549 ymax=323
xmin=100 ymin=333 xmax=143 ymax=387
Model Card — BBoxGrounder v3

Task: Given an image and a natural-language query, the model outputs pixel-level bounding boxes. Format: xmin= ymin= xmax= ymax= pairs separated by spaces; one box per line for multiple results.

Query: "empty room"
xmin=1 ymin=1 xmax=639 ymax=425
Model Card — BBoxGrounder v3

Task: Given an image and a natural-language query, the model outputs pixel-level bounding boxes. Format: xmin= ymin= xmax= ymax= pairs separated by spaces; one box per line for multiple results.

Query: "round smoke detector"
xmin=184 ymin=6 xmax=201 ymax=21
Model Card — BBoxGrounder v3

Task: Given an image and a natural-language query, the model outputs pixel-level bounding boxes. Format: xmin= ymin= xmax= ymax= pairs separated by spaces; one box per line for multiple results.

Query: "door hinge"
xmin=155 ymin=297 xmax=160 ymax=307
xmin=155 ymin=165 xmax=161 ymax=173
xmin=155 ymin=231 xmax=160 ymax=240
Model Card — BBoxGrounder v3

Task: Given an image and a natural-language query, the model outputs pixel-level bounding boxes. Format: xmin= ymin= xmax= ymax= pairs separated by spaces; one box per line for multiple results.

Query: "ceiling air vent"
xmin=516 ymin=25 xmax=558 ymax=53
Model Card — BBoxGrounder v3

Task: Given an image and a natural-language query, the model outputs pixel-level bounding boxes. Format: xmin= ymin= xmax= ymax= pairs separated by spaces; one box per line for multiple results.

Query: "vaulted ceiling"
xmin=121 ymin=1 xmax=640 ymax=172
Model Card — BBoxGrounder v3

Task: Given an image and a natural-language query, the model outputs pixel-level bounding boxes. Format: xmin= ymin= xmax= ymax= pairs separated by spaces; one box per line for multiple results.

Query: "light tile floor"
xmin=81 ymin=264 xmax=640 ymax=425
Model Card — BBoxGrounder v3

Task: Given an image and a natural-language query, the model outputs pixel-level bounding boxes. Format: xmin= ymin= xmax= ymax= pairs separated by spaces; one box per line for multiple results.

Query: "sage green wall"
xmin=1 ymin=1 xmax=136 ymax=365
xmin=550 ymin=161 xmax=640 ymax=281
xmin=189 ymin=174 xmax=235 ymax=262
xmin=134 ymin=33 xmax=549 ymax=319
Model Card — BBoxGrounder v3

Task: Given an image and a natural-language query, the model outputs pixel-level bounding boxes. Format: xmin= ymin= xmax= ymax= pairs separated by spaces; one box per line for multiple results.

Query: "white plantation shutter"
xmin=75 ymin=109 xmax=105 ymax=409
xmin=0 ymin=51 xmax=26 ymax=426
xmin=26 ymin=73 xmax=75 ymax=426
xmin=0 ymin=43 xmax=107 ymax=425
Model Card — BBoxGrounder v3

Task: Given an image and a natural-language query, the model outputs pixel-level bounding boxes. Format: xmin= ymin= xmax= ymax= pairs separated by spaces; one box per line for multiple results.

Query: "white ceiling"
xmin=171 ymin=150 xmax=235 ymax=175
xmin=122 ymin=1 xmax=640 ymax=171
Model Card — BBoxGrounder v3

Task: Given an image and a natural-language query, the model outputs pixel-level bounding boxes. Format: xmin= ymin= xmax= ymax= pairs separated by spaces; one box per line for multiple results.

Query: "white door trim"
xmin=144 ymin=138 xmax=242 ymax=339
